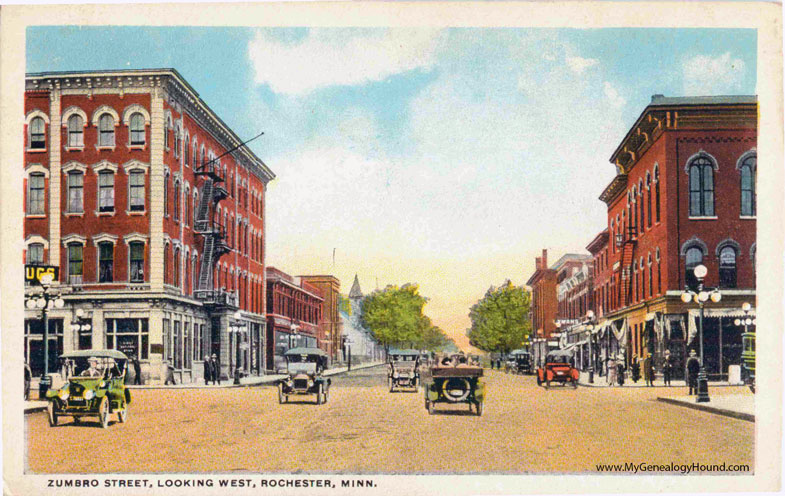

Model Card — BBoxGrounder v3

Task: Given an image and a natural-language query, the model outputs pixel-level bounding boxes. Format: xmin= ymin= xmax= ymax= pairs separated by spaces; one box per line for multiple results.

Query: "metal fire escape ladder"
xmin=618 ymin=226 xmax=637 ymax=308
xmin=194 ymin=162 xmax=231 ymax=302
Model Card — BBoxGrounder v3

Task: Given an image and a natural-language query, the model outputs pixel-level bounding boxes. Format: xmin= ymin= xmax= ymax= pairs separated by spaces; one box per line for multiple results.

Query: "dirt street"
xmin=26 ymin=366 xmax=754 ymax=473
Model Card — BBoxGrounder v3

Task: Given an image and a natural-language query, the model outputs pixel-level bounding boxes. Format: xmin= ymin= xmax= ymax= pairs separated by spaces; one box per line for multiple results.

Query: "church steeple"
xmin=348 ymin=274 xmax=363 ymax=299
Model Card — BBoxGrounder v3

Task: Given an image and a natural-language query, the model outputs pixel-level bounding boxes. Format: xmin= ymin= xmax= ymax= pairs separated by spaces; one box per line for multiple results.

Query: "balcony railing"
xmin=194 ymin=289 xmax=238 ymax=307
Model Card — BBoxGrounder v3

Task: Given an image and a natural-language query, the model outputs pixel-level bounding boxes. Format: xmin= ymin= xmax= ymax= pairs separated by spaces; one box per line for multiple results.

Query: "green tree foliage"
xmin=361 ymin=283 xmax=451 ymax=351
xmin=467 ymin=280 xmax=531 ymax=354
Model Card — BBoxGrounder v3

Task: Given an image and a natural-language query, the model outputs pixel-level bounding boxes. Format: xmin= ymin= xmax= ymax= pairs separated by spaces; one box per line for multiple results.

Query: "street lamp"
xmin=679 ymin=264 xmax=720 ymax=403
xmin=25 ymin=273 xmax=65 ymax=398
xmin=229 ymin=311 xmax=247 ymax=384
xmin=585 ymin=310 xmax=596 ymax=383
xmin=735 ymin=302 xmax=755 ymax=389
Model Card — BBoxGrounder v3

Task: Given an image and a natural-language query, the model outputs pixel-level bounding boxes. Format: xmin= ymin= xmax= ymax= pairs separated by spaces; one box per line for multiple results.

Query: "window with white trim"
xmin=98 ymin=171 xmax=114 ymax=212
xmin=130 ymin=113 xmax=145 ymax=145
xmin=98 ymin=241 xmax=114 ymax=283
xmin=29 ymin=117 xmax=46 ymax=149
xmin=129 ymin=242 xmax=145 ymax=282
xmin=740 ymin=155 xmax=756 ymax=216
xmin=27 ymin=173 xmax=45 ymax=214
xmin=719 ymin=246 xmax=737 ymax=288
xmin=27 ymin=243 xmax=44 ymax=264
xmin=67 ymin=171 xmax=84 ymax=213
xmin=98 ymin=114 xmax=115 ymax=147
xmin=67 ymin=243 xmax=83 ymax=284
xmin=67 ymin=115 xmax=84 ymax=147
xmin=129 ymin=171 xmax=145 ymax=212
xmin=689 ymin=157 xmax=714 ymax=217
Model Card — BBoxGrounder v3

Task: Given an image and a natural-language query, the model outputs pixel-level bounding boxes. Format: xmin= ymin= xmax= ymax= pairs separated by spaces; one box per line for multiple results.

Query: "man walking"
xmin=203 ymin=356 xmax=212 ymax=385
xmin=643 ymin=354 xmax=653 ymax=387
xmin=210 ymin=354 xmax=221 ymax=385
xmin=686 ymin=349 xmax=700 ymax=395
xmin=662 ymin=350 xmax=673 ymax=386
xmin=132 ymin=354 xmax=142 ymax=385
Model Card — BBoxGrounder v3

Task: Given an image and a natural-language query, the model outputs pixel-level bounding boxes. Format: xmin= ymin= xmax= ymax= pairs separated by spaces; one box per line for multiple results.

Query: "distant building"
xmin=265 ymin=267 xmax=323 ymax=372
xmin=338 ymin=275 xmax=383 ymax=363
xmin=299 ymin=275 xmax=342 ymax=362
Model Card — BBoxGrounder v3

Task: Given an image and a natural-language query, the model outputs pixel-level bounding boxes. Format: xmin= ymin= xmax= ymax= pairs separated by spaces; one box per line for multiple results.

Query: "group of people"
xmin=604 ymin=349 xmax=698 ymax=389
xmin=202 ymin=354 xmax=222 ymax=385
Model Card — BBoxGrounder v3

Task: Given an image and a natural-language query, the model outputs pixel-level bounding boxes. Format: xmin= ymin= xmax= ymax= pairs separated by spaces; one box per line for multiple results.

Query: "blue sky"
xmin=27 ymin=26 xmax=757 ymax=345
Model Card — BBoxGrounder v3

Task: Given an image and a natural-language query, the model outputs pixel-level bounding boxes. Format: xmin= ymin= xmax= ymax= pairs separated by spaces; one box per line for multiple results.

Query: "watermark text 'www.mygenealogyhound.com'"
xmin=596 ymin=462 xmax=751 ymax=474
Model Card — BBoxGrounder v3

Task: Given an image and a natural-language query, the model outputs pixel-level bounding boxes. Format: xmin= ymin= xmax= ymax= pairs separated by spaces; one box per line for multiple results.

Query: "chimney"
xmin=542 ymin=249 xmax=548 ymax=268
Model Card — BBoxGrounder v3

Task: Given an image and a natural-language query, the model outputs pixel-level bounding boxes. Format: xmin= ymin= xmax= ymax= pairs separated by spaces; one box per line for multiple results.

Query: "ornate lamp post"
xmin=679 ymin=264 xmax=721 ymax=403
xmin=735 ymin=302 xmax=755 ymax=389
xmin=25 ymin=273 xmax=65 ymax=398
xmin=229 ymin=311 xmax=247 ymax=383
xmin=585 ymin=310 xmax=595 ymax=384
xmin=69 ymin=309 xmax=92 ymax=349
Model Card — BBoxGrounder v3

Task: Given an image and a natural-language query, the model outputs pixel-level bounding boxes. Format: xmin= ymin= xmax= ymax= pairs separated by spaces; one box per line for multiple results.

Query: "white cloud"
xmin=682 ymin=52 xmax=746 ymax=96
xmin=566 ymin=56 xmax=599 ymax=74
xmin=603 ymin=81 xmax=626 ymax=108
xmin=247 ymin=28 xmax=444 ymax=95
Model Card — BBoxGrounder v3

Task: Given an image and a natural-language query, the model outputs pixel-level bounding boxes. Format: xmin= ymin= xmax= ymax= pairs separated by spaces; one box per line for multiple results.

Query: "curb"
xmin=656 ymin=396 xmax=755 ymax=422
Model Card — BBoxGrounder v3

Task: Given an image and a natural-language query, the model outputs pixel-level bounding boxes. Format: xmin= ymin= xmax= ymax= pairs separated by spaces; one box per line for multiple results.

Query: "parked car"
xmin=387 ymin=349 xmax=421 ymax=392
xmin=536 ymin=350 xmax=578 ymax=389
xmin=508 ymin=349 xmax=533 ymax=375
xmin=424 ymin=353 xmax=485 ymax=416
xmin=45 ymin=350 xmax=131 ymax=428
xmin=741 ymin=329 xmax=755 ymax=393
xmin=277 ymin=347 xmax=331 ymax=405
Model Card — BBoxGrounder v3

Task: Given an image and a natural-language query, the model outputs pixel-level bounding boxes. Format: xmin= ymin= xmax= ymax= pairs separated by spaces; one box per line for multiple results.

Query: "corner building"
xmin=23 ymin=69 xmax=275 ymax=384
xmin=596 ymin=95 xmax=756 ymax=379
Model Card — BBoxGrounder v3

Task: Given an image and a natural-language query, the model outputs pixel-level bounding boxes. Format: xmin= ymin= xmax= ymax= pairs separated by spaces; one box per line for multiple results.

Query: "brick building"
xmin=595 ymin=95 xmax=757 ymax=379
xmin=299 ymin=275 xmax=343 ymax=362
xmin=23 ymin=69 xmax=275 ymax=384
xmin=265 ymin=267 xmax=324 ymax=372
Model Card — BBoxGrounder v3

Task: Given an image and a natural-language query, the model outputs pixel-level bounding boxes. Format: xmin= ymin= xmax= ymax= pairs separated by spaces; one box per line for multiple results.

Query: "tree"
xmin=415 ymin=319 xmax=452 ymax=351
xmin=467 ymin=280 xmax=531 ymax=354
xmin=360 ymin=283 xmax=429 ymax=351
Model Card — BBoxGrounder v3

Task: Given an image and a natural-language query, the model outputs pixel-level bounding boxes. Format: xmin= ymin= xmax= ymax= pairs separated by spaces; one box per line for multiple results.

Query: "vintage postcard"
xmin=1 ymin=2 xmax=782 ymax=495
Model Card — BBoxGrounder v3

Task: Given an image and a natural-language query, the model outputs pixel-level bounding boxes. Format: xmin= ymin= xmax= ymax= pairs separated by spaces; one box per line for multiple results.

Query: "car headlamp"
xmin=58 ymin=388 xmax=69 ymax=401
xmin=84 ymin=390 xmax=95 ymax=400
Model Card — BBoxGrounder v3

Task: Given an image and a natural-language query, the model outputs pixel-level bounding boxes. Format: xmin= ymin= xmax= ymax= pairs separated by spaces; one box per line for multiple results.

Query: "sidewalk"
xmin=24 ymin=361 xmax=384 ymax=413
xmin=656 ymin=394 xmax=754 ymax=422
xmin=577 ymin=370 xmax=736 ymax=388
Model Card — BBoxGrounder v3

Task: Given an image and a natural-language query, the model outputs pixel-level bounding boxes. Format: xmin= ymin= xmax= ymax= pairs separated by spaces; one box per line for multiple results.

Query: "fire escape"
xmin=618 ymin=224 xmax=637 ymax=308
xmin=193 ymin=160 xmax=233 ymax=306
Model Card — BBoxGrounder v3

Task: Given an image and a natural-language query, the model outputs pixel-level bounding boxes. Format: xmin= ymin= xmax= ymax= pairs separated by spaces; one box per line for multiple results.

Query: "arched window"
xmin=646 ymin=173 xmax=652 ymax=228
xmin=67 ymin=242 xmax=83 ymax=284
xmin=29 ymin=117 xmax=46 ymax=149
xmin=685 ymin=246 xmax=703 ymax=289
xmin=184 ymin=187 xmax=190 ymax=226
xmin=164 ymin=243 xmax=170 ymax=285
xmin=174 ymin=123 xmax=181 ymax=158
xmin=174 ymin=247 xmax=181 ymax=288
xmin=647 ymin=254 xmax=653 ymax=297
xmin=98 ymin=114 xmax=115 ymax=147
xmin=638 ymin=181 xmax=644 ymax=234
xmin=184 ymin=133 xmax=190 ymax=165
xmin=719 ymin=246 xmax=737 ymax=288
xmin=654 ymin=165 xmax=660 ymax=223
xmin=164 ymin=115 xmax=172 ymax=150
xmin=164 ymin=171 xmax=170 ymax=217
xmin=27 ymin=242 xmax=44 ymax=264
xmin=129 ymin=113 xmax=145 ymax=145
xmin=129 ymin=171 xmax=145 ymax=212
xmin=192 ymin=256 xmax=198 ymax=293
xmin=193 ymin=140 xmax=199 ymax=169
xmin=174 ymin=181 xmax=181 ymax=222
xmin=200 ymin=147 xmax=206 ymax=170
xmin=68 ymin=115 xmax=84 ymax=147
xmin=27 ymin=173 xmax=45 ymax=215
xmin=98 ymin=241 xmax=114 ymax=283
xmin=129 ymin=242 xmax=144 ymax=282
xmin=740 ymin=155 xmax=756 ymax=216
xmin=67 ymin=171 xmax=84 ymax=213
xmin=193 ymin=192 xmax=199 ymax=225
xmin=689 ymin=156 xmax=714 ymax=217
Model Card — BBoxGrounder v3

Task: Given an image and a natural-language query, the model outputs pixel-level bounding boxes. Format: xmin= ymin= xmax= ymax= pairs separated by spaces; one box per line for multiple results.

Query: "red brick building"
xmin=596 ymin=95 xmax=756 ymax=378
xmin=265 ymin=267 xmax=324 ymax=372
xmin=23 ymin=69 xmax=275 ymax=383
xmin=299 ymin=275 xmax=343 ymax=362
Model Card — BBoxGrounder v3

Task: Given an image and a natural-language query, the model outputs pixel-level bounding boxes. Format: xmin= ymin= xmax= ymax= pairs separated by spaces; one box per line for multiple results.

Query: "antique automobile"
xmin=503 ymin=355 xmax=516 ymax=373
xmin=45 ymin=350 xmax=131 ymax=428
xmin=508 ymin=349 xmax=533 ymax=375
xmin=536 ymin=350 xmax=578 ymax=389
xmin=424 ymin=353 xmax=485 ymax=416
xmin=277 ymin=347 xmax=331 ymax=405
xmin=741 ymin=329 xmax=755 ymax=393
xmin=387 ymin=349 xmax=421 ymax=392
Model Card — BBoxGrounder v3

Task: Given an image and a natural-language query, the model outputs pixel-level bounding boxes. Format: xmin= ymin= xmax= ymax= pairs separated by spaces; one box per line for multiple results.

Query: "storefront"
xmin=24 ymin=318 xmax=64 ymax=377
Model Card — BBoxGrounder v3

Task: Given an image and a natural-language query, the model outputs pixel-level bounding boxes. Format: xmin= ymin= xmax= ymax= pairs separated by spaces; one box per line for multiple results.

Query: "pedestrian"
xmin=203 ymin=355 xmax=212 ymax=385
xmin=606 ymin=357 xmax=617 ymax=386
xmin=686 ymin=349 xmax=700 ymax=395
xmin=631 ymin=355 xmax=641 ymax=383
xmin=643 ymin=354 xmax=653 ymax=387
xmin=662 ymin=351 xmax=673 ymax=386
xmin=210 ymin=353 xmax=221 ymax=385
xmin=616 ymin=359 xmax=626 ymax=386
xmin=132 ymin=354 xmax=142 ymax=385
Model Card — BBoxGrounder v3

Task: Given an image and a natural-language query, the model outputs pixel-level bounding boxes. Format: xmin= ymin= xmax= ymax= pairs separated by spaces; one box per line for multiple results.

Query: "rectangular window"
xmin=67 ymin=244 xmax=83 ymax=284
xmin=129 ymin=171 xmax=145 ymax=211
xmin=129 ymin=242 xmax=145 ymax=283
xmin=98 ymin=172 xmax=114 ymax=212
xmin=98 ymin=242 xmax=114 ymax=283
xmin=28 ymin=173 xmax=45 ymax=214
xmin=27 ymin=243 xmax=44 ymax=264
xmin=174 ymin=320 xmax=182 ymax=369
xmin=67 ymin=172 xmax=83 ymax=213
xmin=106 ymin=318 xmax=149 ymax=359
xmin=30 ymin=118 xmax=45 ymax=149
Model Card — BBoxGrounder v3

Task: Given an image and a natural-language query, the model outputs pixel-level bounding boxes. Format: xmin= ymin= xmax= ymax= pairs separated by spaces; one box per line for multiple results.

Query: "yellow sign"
xmin=24 ymin=265 xmax=59 ymax=284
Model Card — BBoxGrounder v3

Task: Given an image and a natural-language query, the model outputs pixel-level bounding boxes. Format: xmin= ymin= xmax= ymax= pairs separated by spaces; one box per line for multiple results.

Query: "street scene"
xmin=26 ymin=366 xmax=753 ymax=473
xmin=17 ymin=22 xmax=764 ymax=483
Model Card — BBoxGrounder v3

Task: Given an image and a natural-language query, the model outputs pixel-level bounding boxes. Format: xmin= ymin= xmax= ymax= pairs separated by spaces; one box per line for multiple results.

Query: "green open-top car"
xmin=45 ymin=349 xmax=131 ymax=428
xmin=277 ymin=347 xmax=331 ymax=405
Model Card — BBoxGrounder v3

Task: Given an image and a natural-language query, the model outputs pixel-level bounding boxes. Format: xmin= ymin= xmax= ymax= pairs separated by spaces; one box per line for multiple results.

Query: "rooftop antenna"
xmin=201 ymin=131 xmax=265 ymax=170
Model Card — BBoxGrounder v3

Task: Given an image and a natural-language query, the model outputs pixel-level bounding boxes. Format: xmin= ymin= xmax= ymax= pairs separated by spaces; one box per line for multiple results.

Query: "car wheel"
xmin=118 ymin=407 xmax=128 ymax=423
xmin=545 ymin=380 xmax=550 ymax=390
xmin=388 ymin=377 xmax=394 ymax=393
xmin=323 ymin=386 xmax=329 ymax=404
xmin=98 ymin=397 xmax=110 ymax=429
xmin=47 ymin=402 xmax=58 ymax=427
xmin=278 ymin=383 xmax=286 ymax=404
xmin=572 ymin=379 xmax=578 ymax=389
xmin=316 ymin=384 xmax=323 ymax=405
xmin=476 ymin=402 xmax=484 ymax=417
xmin=72 ymin=416 xmax=81 ymax=425
xmin=427 ymin=401 xmax=434 ymax=415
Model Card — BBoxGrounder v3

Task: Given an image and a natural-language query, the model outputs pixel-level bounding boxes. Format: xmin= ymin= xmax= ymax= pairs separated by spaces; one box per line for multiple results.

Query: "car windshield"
xmin=287 ymin=354 xmax=320 ymax=363
xmin=392 ymin=355 xmax=416 ymax=362
xmin=62 ymin=357 xmax=123 ymax=379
